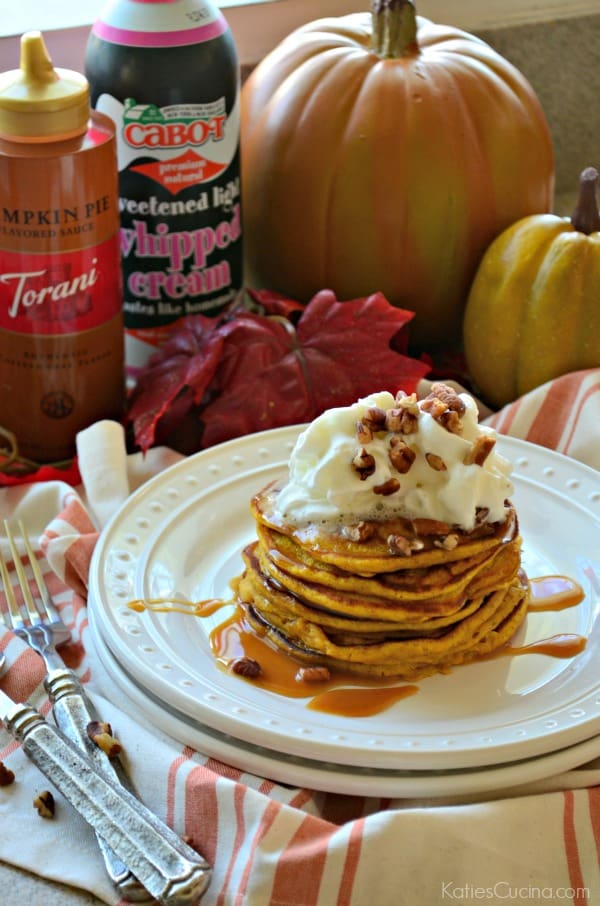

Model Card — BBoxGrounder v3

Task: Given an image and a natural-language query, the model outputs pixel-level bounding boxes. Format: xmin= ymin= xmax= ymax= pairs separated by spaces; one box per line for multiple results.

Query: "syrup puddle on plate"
xmin=527 ymin=575 xmax=585 ymax=612
xmin=208 ymin=606 xmax=420 ymax=716
xmin=128 ymin=574 xmax=586 ymax=718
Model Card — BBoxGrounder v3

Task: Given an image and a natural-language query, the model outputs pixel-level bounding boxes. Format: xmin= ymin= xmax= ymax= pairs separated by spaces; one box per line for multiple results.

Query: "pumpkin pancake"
xmin=252 ymin=486 xmax=516 ymax=575
xmin=239 ymin=545 xmax=486 ymax=634
xmin=251 ymin=527 xmax=522 ymax=623
xmin=243 ymin=576 xmax=529 ymax=679
xmin=254 ymin=510 xmax=521 ymax=612
xmin=233 ymin=384 xmax=530 ymax=679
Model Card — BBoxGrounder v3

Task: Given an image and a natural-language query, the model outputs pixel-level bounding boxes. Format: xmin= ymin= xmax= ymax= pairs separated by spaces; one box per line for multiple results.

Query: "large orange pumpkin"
xmin=241 ymin=0 xmax=554 ymax=349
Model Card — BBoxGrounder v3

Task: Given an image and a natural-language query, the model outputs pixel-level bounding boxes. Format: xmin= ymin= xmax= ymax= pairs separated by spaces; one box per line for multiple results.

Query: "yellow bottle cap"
xmin=0 ymin=31 xmax=90 ymax=141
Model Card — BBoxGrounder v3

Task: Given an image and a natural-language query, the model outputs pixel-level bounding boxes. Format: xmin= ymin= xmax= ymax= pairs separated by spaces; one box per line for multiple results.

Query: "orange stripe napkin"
xmin=0 ymin=368 xmax=598 ymax=906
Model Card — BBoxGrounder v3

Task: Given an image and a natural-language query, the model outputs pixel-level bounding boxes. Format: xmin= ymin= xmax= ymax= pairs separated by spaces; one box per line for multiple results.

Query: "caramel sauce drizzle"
xmin=127 ymin=574 xmax=587 ymax=718
xmin=208 ymin=605 xmax=419 ymax=715
xmin=527 ymin=575 xmax=585 ymax=612
xmin=128 ymin=598 xmax=223 ymax=617
xmin=501 ymin=634 xmax=587 ymax=659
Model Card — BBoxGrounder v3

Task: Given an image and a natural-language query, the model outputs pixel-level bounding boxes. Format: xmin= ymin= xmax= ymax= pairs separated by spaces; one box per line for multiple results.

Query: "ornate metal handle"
xmin=47 ymin=667 xmax=154 ymax=900
xmin=4 ymin=695 xmax=211 ymax=906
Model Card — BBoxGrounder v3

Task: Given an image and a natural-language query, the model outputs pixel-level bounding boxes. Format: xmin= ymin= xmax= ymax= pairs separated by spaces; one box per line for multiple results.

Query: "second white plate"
xmin=89 ymin=622 xmax=600 ymax=800
xmin=88 ymin=427 xmax=600 ymax=772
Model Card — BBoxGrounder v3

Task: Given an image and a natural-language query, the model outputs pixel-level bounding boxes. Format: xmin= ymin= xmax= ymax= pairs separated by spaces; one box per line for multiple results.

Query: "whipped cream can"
xmin=85 ymin=0 xmax=243 ymax=381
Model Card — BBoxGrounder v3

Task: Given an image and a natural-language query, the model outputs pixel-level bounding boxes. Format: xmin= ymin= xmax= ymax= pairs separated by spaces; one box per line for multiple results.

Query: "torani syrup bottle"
xmin=85 ymin=0 xmax=243 ymax=380
xmin=0 ymin=32 xmax=124 ymax=464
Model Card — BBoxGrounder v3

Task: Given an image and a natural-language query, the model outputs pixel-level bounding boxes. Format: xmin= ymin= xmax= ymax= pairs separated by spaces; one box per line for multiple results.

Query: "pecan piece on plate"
xmin=230 ymin=656 xmax=262 ymax=678
xmin=295 ymin=666 xmax=331 ymax=683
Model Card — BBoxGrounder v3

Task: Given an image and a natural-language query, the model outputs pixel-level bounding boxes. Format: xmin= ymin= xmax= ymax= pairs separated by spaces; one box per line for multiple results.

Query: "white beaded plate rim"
xmin=88 ymin=426 xmax=600 ymax=772
xmin=88 ymin=622 xmax=600 ymax=799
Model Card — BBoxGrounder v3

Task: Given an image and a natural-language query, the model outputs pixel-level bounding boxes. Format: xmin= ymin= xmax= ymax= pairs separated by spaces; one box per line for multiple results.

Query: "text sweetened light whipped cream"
xmin=275 ymin=385 xmax=513 ymax=532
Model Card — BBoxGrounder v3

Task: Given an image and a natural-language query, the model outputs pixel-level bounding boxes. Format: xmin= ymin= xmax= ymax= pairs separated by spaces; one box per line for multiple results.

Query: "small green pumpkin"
xmin=463 ymin=167 xmax=600 ymax=408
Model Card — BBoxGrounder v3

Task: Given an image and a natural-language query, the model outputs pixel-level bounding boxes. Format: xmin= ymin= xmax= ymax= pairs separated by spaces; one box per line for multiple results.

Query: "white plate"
xmin=88 ymin=427 xmax=600 ymax=771
xmin=89 ymin=623 xmax=600 ymax=800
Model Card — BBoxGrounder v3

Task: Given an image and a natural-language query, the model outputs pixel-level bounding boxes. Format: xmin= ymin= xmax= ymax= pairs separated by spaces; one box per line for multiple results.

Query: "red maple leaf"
xmin=126 ymin=290 xmax=431 ymax=454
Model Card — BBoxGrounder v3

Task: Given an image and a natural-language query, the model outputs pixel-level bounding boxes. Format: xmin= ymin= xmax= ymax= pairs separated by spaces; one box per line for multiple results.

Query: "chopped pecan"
xmin=422 ymin=382 xmax=466 ymax=413
xmin=389 ymin=437 xmax=416 ymax=473
xmin=425 ymin=452 xmax=447 ymax=472
xmin=356 ymin=420 xmax=374 ymax=444
xmin=86 ymin=721 xmax=123 ymax=758
xmin=475 ymin=507 xmax=491 ymax=525
xmin=362 ymin=407 xmax=387 ymax=431
xmin=34 ymin=790 xmax=55 ymax=818
xmin=351 ymin=447 xmax=376 ymax=480
xmin=385 ymin=407 xmax=418 ymax=434
xmin=387 ymin=534 xmax=424 ymax=555
xmin=0 ymin=762 xmax=15 ymax=786
xmin=373 ymin=478 xmax=400 ymax=496
xmin=230 ymin=656 xmax=262 ymax=678
xmin=395 ymin=391 xmax=420 ymax=412
xmin=420 ymin=397 xmax=447 ymax=419
xmin=387 ymin=534 xmax=412 ymax=555
xmin=440 ymin=410 xmax=463 ymax=434
xmin=421 ymin=383 xmax=466 ymax=434
xmin=464 ymin=435 xmax=496 ymax=466
xmin=295 ymin=666 xmax=331 ymax=683
xmin=342 ymin=521 xmax=376 ymax=542
xmin=434 ymin=534 xmax=460 ymax=551
xmin=384 ymin=408 xmax=403 ymax=431
xmin=411 ymin=518 xmax=451 ymax=535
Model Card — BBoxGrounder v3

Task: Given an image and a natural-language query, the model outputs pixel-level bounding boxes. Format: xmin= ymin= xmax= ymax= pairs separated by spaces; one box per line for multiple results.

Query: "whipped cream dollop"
xmin=275 ymin=386 xmax=513 ymax=531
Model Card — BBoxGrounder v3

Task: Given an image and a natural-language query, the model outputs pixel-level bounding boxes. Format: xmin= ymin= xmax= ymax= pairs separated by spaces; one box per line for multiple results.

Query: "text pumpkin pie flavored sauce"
xmin=85 ymin=0 xmax=243 ymax=379
xmin=0 ymin=32 xmax=124 ymax=463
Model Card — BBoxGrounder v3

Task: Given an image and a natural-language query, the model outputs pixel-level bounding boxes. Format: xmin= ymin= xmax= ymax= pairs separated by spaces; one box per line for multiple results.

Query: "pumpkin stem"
xmin=571 ymin=167 xmax=600 ymax=234
xmin=371 ymin=0 xmax=419 ymax=59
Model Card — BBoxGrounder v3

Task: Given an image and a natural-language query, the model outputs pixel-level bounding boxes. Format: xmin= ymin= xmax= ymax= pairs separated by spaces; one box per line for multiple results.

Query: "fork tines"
xmin=0 ymin=520 xmax=58 ymax=631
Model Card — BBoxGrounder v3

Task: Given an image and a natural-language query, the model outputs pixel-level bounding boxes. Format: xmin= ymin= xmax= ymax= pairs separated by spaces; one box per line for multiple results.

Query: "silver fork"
xmin=0 ymin=647 xmax=211 ymax=905
xmin=0 ymin=519 xmax=151 ymax=901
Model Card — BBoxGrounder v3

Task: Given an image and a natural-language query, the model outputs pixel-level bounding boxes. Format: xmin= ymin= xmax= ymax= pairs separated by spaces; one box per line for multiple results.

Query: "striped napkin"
xmin=0 ymin=368 xmax=598 ymax=906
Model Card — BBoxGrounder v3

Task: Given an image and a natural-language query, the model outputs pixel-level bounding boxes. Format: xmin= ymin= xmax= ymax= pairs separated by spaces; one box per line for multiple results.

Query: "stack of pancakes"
xmin=236 ymin=487 xmax=529 ymax=681
xmin=235 ymin=384 xmax=530 ymax=681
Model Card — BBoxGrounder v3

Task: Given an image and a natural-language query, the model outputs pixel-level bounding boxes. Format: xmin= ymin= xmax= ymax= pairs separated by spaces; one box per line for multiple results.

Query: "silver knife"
xmin=46 ymin=666 xmax=162 ymax=900
xmin=6 ymin=519 xmax=167 ymax=898
xmin=0 ymin=687 xmax=211 ymax=906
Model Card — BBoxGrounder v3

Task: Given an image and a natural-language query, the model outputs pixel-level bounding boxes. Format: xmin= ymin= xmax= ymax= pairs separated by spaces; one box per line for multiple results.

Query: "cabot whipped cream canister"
xmin=85 ymin=0 xmax=243 ymax=379
xmin=0 ymin=32 xmax=124 ymax=464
